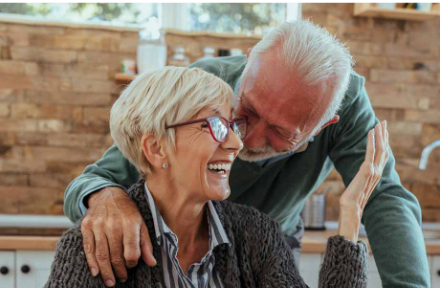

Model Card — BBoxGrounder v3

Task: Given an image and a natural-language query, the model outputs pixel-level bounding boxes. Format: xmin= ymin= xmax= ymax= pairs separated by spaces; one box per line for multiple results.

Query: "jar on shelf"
xmin=121 ymin=59 xmax=136 ymax=75
xmin=198 ymin=47 xmax=216 ymax=61
xmin=137 ymin=18 xmax=167 ymax=74
xmin=230 ymin=48 xmax=243 ymax=57
xmin=168 ymin=45 xmax=190 ymax=67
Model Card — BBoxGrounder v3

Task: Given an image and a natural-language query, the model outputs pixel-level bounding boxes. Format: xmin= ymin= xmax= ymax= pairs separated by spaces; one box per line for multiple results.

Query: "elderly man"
xmin=65 ymin=20 xmax=429 ymax=287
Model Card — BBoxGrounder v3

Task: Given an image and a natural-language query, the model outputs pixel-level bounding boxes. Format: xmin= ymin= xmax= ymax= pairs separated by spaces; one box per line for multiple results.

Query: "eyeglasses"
xmin=166 ymin=116 xmax=248 ymax=143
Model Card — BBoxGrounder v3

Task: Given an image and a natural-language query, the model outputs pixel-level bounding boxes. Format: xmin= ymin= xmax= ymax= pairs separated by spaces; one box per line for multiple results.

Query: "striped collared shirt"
xmin=144 ymin=183 xmax=230 ymax=288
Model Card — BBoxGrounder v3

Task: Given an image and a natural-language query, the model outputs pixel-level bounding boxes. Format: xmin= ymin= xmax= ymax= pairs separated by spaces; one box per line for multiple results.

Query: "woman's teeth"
xmin=207 ymin=163 xmax=231 ymax=174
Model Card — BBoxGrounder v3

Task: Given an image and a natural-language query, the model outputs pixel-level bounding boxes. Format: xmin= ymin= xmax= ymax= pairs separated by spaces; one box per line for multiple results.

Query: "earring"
xmin=162 ymin=163 xmax=167 ymax=169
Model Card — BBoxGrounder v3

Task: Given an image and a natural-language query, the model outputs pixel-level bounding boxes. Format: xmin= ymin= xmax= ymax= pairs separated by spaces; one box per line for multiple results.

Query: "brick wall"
xmin=0 ymin=20 xmax=261 ymax=218
xmin=0 ymin=4 xmax=439 ymax=223
xmin=0 ymin=22 xmax=137 ymax=215
xmin=302 ymin=3 xmax=440 ymax=222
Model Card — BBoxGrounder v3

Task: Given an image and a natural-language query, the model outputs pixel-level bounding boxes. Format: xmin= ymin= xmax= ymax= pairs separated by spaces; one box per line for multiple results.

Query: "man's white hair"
xmin=245 ymin=19 xmax=354 ymax=133
xmin=110 ymin=66 xmax=234 ymax=177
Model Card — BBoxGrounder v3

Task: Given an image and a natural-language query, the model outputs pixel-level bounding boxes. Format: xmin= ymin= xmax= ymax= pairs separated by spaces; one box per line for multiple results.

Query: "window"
xmin=188 ymin=3 xmax=286 ymax=35
xmin=0 ymin=3 xmax=301 ymax=34
xmin=0 ymin=3 xmax=158 ymax=26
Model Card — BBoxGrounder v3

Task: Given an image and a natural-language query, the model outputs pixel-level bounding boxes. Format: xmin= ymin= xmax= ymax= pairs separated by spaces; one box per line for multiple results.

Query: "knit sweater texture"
xmin=46 ymin=179 xmax=368 ymax=288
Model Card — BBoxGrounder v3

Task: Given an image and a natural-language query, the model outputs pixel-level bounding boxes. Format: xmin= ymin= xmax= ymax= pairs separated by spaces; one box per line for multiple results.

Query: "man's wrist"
xmin=87 ymin=186 xmax=127 ymax=208
xmin=86 ymin=189 xmax=104 ymax=208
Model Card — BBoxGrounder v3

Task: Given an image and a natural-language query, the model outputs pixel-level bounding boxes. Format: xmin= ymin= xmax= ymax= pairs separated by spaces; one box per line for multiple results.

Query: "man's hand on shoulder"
xmin=80 ymin=187 xmax=156 ymax=287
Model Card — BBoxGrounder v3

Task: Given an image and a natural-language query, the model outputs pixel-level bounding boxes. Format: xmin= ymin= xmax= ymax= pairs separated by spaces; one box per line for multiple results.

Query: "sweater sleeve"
xmin=44 ymin=223 xmax=107 ymax=288
xmin=318 ymin=235 xmax=368 ymax=288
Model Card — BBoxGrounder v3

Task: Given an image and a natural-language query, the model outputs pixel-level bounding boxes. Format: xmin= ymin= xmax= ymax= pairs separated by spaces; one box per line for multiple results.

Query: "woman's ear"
xmin=141 ymin=134 xmax=167 ymax=170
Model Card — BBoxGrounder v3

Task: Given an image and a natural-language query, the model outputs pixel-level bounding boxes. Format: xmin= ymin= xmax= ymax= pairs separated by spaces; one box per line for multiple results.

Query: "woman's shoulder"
xmin=55 ymin=218 xmax=86 ymax=261
xmin=57 ymin=220 xmax=84 ymax=249
xmin=45 ymin=220 xmax=99 ymax=288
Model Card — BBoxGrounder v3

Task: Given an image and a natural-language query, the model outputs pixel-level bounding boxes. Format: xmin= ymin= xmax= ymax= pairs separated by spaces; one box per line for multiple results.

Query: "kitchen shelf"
xmin=0 ymin=236 xmax=59 ymax=250
xmin=163 ymin=28 xmax=262 ymax=40
xmin=115 ymin=73 xmax=136 ymax=82
xmin=354 ymin=3 xmax=440 ymax=21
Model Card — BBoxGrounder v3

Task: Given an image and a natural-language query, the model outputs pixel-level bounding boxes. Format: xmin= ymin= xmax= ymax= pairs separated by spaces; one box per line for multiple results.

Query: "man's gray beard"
xmin=237 ymin=137 xmax=310 ymax=162
xmin=238 ymin=145 xmax=285 ymax=162
xmin=237 ymin=145 xmax=293 ymax=162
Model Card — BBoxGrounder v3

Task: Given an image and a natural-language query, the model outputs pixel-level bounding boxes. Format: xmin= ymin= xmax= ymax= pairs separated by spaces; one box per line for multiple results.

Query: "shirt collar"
xmin=143 ymin=182 xmax=230 ymax=248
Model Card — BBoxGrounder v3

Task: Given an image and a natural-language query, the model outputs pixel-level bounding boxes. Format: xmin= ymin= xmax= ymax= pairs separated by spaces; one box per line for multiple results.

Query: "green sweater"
xmin=64 ymin=56 xmax=430 ymax=288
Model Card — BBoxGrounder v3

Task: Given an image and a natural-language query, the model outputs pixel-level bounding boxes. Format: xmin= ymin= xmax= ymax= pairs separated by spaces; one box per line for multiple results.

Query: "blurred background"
xmin=0 ymin=3 xmax=439 ymax=287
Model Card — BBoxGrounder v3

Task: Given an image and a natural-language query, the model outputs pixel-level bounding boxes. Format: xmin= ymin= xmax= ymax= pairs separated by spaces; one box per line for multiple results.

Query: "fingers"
xmin=360 ymin=121 xmax=389 ymax=210
xmin=374 ymin=122 xmax=384 ymax=168
xmin=369 ymin=120 xmax=389 ymax=193
xmin=95 ymin=230 xmax=116 ymax=287
xmin=140 ymin=223 xmax=157 ymax=267
xmin=107 ymin=224 xmax=128 ymax=283
xmin=81 ymin=220 xmax=99 ymax=277
xmin=384 ymin=121 xmax=390 ymax=162
xmin=80 ymin=187 xmax=147 ymax=287
xmin=365 ymin=128 xmax=375 ymax=169
xmin=122 ymin=224 xmax=141 ymax=269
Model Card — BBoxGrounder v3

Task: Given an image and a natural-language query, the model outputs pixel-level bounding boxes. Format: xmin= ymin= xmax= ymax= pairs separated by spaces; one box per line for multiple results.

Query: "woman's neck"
xmin=145 ymin=174 xmax=208 ymax=249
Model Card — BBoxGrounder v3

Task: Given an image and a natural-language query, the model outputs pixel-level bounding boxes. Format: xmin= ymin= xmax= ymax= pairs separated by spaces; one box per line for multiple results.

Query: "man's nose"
xmin=243 ymin=120 xmax=267 ymax=148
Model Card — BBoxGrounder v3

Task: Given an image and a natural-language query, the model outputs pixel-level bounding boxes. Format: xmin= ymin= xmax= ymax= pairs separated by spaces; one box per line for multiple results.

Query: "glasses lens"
xmin=232 ymin=118 xmax=247 ymax=140
xmin=208 ymin=117 xmax=229 ymax=142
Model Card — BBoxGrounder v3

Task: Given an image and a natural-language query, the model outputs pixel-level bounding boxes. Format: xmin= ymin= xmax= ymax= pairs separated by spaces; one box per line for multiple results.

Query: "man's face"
xmin=236 ymin=52 xmax=331 ymax=162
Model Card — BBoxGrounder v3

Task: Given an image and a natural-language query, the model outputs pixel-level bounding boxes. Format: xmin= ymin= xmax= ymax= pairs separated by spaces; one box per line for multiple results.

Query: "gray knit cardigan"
xmin=45 ymin=179 xmax=368 ymax=288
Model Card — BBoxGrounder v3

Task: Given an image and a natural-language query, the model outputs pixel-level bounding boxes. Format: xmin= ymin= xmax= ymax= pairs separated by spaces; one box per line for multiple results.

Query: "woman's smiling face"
xmin=167 ymin=103 xmax=243 ymax=202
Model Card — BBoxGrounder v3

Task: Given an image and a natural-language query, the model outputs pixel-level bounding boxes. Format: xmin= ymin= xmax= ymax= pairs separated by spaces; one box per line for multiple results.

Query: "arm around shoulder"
xmin=64 ymin=144 xmax=140 ymax=223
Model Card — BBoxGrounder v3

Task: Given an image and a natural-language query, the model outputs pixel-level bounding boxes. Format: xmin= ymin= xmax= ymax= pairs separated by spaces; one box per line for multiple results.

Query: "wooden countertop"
xmin=1 ymin=230 xmax=440 ymax=254
xmin=0 ymin=236 xmax=60 ymax=250
xmin=302 ymin=229 xmax=440 ymax=255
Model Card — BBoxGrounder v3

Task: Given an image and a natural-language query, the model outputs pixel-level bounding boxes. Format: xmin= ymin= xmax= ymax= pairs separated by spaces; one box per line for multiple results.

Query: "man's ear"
xmin=141 ymin=134 xmax=167 ymax=170
xmin=313 ymin=115 xmax=340 ymax=136
xmin=245 ymin=47 xmax=253 ymax=64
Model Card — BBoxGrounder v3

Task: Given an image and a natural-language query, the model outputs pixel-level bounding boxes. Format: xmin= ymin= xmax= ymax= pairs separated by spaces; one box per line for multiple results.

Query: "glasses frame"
xmin=165 ymin=116 xmax=248 ymax=143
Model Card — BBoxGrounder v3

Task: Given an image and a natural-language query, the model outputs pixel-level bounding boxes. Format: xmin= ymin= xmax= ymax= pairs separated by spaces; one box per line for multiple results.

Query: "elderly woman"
xmin=45 ymin=67 xmax=388 ymax=288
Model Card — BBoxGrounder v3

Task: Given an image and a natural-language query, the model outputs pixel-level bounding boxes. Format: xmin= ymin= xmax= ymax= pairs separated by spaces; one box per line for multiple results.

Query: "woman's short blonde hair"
xmin=110 ymin=66 xmax=235 ymax=177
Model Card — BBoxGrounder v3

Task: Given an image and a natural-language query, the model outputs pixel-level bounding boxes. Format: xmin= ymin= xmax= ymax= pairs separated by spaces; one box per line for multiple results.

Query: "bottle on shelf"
xmin=168 ymin=45 xmax=191 ymax=67
xmin=137 ymin=18 xmax=167 ymax=74
xmin=198 ymin=47 xmax=216 ymax=61
xmin=230 ymin=48 xmax=243 ymax=57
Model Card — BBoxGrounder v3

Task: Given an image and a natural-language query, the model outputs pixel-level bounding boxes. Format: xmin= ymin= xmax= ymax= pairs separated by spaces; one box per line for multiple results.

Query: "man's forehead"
xmin=241 ymin=69 xmax=329 ymax=132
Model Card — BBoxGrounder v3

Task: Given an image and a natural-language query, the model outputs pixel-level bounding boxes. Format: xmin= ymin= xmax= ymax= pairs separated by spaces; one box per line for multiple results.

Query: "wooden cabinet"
xmin=0 ymin=251 xmax=15 ymax=288
xmin=0 ymin=251 xmax=55 ymax=288
xmin=299 ymin=253 xmax=322 ymax=288
xmin=366 ymin=255 xmax=382 ymax=288
xmin=16 ymin=251 xmax=56 ymax=288
xmin=432 ymin=256 xmax=440 ymax=287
